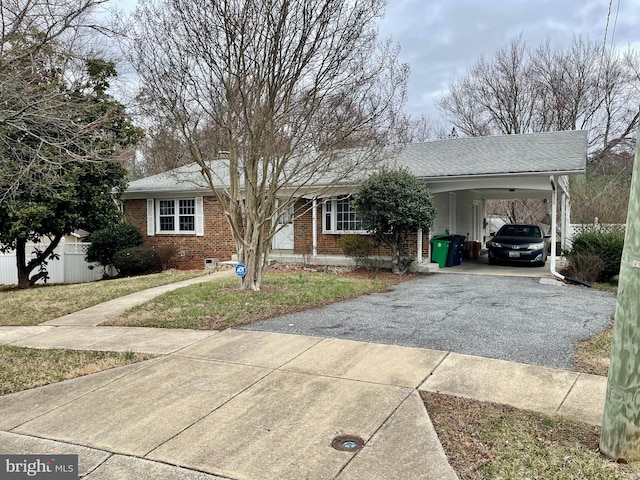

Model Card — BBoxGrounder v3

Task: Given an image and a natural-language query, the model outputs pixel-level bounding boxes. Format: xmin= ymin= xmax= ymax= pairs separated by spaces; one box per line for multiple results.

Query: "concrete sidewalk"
xmin=0 ymin=327 xmax=606 ymax=479
xmin=0 ymin=271 xmax=607 ymax=479
xmin=40 ymin=269 xmax=237 ymax=327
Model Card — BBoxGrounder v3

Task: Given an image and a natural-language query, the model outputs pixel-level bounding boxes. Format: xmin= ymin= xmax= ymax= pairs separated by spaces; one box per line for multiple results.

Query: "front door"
xmin=272 ymin=200 xmax=294 ymax=250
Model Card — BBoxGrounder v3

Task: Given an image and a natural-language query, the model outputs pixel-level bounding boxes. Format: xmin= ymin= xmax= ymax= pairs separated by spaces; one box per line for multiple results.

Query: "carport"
xmin=396 ymin=130 xmax=588 ymax=277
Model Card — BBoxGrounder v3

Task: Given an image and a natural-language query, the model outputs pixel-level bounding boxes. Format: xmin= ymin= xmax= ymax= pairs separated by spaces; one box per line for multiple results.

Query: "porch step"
xmin=414 ymin=262 xmax=440 ymax=274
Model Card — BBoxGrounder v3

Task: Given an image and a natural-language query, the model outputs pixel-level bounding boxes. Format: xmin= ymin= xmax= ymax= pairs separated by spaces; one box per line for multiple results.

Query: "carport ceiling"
xmin=424 ymin=173 xmax=557 ymax=196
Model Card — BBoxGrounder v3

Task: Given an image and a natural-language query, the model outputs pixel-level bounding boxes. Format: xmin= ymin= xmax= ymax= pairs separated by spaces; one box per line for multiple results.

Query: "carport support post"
xmin=601 ymin=127 xmax=640 ymax=461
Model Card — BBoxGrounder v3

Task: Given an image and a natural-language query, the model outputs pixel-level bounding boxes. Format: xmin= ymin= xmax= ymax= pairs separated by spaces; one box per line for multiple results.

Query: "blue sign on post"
xmin=235 ymin=263 xmax=247 ymax=277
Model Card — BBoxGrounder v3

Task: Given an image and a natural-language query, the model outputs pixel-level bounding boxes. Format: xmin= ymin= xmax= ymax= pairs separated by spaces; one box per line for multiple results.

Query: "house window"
xmin=323 ymin=196 xmax=366 ymax=234
xmin=158 ymin=199 xmax=196 ymax=233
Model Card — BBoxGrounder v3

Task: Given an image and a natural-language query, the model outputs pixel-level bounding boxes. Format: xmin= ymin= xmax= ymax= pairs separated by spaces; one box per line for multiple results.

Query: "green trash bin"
xmin=430 ymin=235 xmax=451 ymax=268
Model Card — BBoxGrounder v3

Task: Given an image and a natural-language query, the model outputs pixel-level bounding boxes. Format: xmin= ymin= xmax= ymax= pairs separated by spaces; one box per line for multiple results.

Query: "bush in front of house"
xmin=339 ymin=235 xmax=374 ymax=266
xmin=86 ymin=223 xmax=143 ymax=274
xmin=561 ymin=252 xmax=606 ymax=283
xmin=353 ymin=169 xmax=435 ymax=275
xmin=112 ymin=246 xmax=160 ymax=276
xmin=154 ymin=244 xmax=178 ymax=271
xmin=339 ymin=235 xmax=385 ymax=272
xmin=564 ymin=227 xmax=625 ymax=282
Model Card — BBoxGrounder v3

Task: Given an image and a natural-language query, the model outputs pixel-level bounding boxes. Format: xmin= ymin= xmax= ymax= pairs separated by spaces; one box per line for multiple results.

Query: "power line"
xmin=602 ymin=0 xmax=613 ymax=54
xmin=609 ymin=0 xmax=621 ymax=55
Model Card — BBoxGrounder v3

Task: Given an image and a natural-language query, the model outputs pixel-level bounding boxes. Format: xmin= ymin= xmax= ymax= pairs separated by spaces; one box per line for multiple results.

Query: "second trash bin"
xmin=446 ymin=235 xmax=466 ymax=267
xmin=430 ymin=234 xmax=451 ymax=268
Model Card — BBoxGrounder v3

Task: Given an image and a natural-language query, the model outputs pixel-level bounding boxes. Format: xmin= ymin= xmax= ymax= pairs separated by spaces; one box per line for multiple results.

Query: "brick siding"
xmin=125 ymin=196 xmax=429 ymax=269
xmin=293 ymin=199 xmax=429 ymax=258
xmin=123 ymin=197 xmax=236 ymax=270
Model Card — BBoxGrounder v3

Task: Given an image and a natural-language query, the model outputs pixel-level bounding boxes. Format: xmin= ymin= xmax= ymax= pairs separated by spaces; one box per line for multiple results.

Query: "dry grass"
xmin=423 ymin=392 xmax=640 ymax=480
xmin=0 ymin=346 xmax=154 ymax=395
xmin=571 ymin=279 xmax=616 ymax=377
xmin=0 ymin=269 xmax=207 ymax=326
xmin=573 ymin=321 xmax=613 ymax=376
xmin=105 ymin=270 xmax=407 ymax=330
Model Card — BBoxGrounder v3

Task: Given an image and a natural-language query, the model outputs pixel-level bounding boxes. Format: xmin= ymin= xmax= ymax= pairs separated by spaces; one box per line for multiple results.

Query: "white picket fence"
xmin=0 ymin=241 xmax=108 ymax=286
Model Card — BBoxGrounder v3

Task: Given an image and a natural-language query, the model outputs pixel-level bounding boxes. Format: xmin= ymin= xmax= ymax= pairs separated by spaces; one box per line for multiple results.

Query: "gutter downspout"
xmin=549 ymin=176 xmax=564 ymax=281
xmin=312 ymin=198 xmax=318 ymax=257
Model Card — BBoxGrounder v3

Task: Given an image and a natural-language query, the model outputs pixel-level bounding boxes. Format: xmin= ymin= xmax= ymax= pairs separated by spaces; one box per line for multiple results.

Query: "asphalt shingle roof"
xmin=395 ymin=130 xmax=587 ymax=178
xmin=124 ymin=130 xmax=587 ymax=195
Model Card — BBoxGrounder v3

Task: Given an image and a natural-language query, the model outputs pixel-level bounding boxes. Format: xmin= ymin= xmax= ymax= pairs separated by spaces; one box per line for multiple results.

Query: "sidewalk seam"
xmin=81 ymin=451 xmax=114 ymax=479
xmin=555 ymin=373 xmax=581 ymax=415
xmin=417 ymin=350 xmax=451 ymax=389
xmin=141 ymin=367 xmax=274 ymax=459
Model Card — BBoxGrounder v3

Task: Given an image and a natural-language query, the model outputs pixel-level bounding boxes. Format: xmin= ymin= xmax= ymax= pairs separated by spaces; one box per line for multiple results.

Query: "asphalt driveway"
xmin=244 ymin=274 xmax=617 ymax=370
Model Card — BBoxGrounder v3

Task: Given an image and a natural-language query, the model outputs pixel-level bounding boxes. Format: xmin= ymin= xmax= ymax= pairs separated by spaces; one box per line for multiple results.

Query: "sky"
xmin=111 ymin=0 xmax=640 ymax=122
xmin=377 ymin=0 xmax=640 ymax=119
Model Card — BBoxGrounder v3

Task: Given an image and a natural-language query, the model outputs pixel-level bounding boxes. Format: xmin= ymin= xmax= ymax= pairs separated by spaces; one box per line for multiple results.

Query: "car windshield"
xmin=499 ymin=226 xmax=541 ymax=237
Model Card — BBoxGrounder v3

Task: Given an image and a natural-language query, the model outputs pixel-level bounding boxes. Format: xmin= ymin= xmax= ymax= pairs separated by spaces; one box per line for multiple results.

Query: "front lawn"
xmin=573 ymin=321 xmax=614 ymax=376
xmin=0 ymin=269 xmax=207 ymax=326
xmin=104 ymin=270 xmax=402 ymax=329
xmin=0 ymin=346 xmax=154 ymax=395
xmin=424 ymin=391 xmax=640 ymax=480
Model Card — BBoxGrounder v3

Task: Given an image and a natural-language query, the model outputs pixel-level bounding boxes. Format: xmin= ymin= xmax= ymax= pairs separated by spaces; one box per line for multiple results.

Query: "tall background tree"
xmin=437 ymin=36 xmax=640 ymax=225
xmin=124 ymin=0 xmax=409 ymax=291
xmin=0 ymin=0 xmax=143 ymax=287
xmin=0 ymin=0 xmax=134 ymax=201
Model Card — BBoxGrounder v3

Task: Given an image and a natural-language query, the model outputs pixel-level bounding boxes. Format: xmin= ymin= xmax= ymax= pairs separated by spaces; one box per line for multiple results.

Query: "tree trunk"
xmin=15 ymin=235 xmax=62 ymax=289
xmin=389 ymin=243 xmax=401 ymax=275
xmin=15 ymin=239 xmax=30 ymax=289
xmin=600 ymin=127 xmax=640 ymax=461
xmin=238 ymin=218 xmax=271 ymax=292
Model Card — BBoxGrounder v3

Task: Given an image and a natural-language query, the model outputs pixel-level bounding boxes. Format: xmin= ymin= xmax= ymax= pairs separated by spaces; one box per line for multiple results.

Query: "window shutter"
xmin=146 ymin=199 xmax=155 ymax=236
xmin=195 ymin=196 xmax=204 ymax=236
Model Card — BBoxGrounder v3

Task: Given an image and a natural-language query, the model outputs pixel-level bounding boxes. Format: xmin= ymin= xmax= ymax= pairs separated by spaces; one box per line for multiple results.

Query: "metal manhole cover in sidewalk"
xmin=331 ymin=435 xmax=365 ymax=452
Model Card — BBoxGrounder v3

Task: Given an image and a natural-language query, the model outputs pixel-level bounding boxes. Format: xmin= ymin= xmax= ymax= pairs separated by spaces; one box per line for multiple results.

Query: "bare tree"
xmin=437 ymin=37 xmax=538 ymax=136
xmin=570 ymin=150 xmax=633 ymax=224
xmin=436 ymin=36 xmax=640 ymax=154
xmin=486 ymin=199 xmax=550 ymax=226
xmin=401 ymin=114 xmax=453 ymax=143
xmin=123 ymin=0 xmax=408 ymax=291
xmin=437 ymin=36 xmax=640 ymax=223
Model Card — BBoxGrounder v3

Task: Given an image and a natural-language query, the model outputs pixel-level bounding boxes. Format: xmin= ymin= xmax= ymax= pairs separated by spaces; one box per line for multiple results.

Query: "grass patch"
xmin=0 ymin=346 xmax=154 ymax=395
xmin=571 ymin=278 xmax=616 ymax=376
xmin=105 ymin=270 xmax=399 ymax=329
xmin=0 ymin=269 xmax=207 ymax=326
xmin=573 ymin=321 xmax=613 ymax=376
xmin=593 ymin=280 xmax=619 ymax=293
xmin=422 ymin=391 xmax=640 ymax=480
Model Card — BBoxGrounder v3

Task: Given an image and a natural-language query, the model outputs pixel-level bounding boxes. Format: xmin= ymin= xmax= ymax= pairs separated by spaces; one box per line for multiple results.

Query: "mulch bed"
xmin=267 ymin=262 xmax=418 ymax=284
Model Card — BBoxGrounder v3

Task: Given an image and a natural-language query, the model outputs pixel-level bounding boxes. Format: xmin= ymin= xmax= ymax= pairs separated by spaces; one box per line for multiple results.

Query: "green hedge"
xmin=568 ymin=227 xmax=625 ymax=281
xmin=113 ymin=246 xmax=160 ymax=277
xmin=86 ymin=223 xmax=143 ymax=271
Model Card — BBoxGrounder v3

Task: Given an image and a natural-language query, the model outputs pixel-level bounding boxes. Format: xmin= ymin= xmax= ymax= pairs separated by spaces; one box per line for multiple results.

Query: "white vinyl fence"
xmin=0 ymin=241 xmax=108 ymax=286
xmin=567 ymin=218 xmax=626 ymax=251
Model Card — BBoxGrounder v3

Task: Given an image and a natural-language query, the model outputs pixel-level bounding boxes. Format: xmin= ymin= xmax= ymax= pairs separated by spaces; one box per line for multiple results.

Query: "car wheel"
xmin=488 ymin=257 xmax=496 ymax=266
